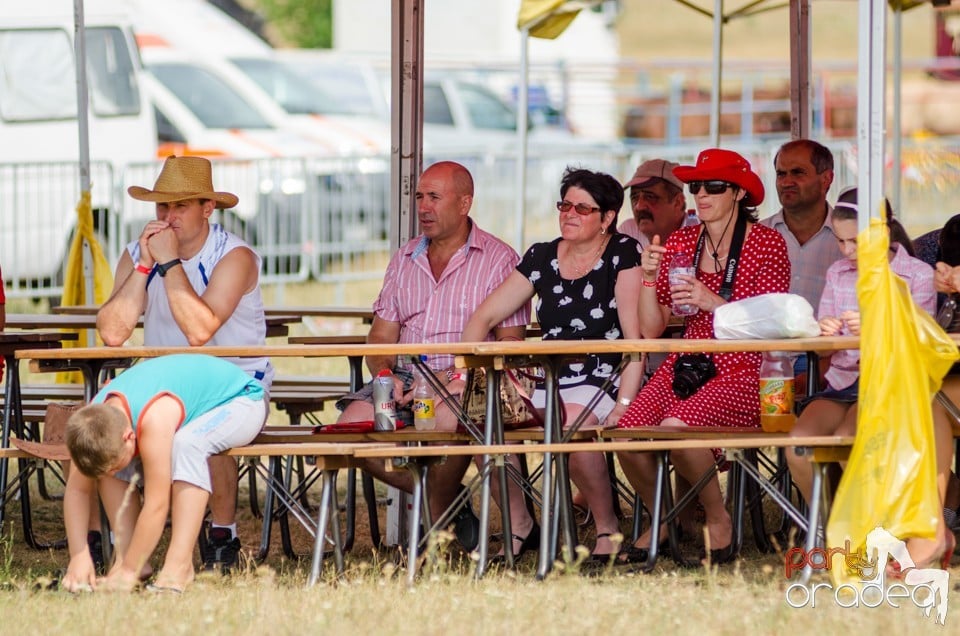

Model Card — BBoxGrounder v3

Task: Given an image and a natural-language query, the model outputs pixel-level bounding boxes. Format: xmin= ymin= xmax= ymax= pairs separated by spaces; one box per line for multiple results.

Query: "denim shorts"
xmin=798 ymin=378 xmax=858 ymax=414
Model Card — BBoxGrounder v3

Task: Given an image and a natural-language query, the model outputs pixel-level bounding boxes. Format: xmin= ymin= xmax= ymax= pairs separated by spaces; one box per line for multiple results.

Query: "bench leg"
xmin=343 ymin=467 xmax=357 ymax=553
xmin=0 ymin=357 xmax=21 ymax=532
xmin=800 ymin=461 xmax=828 ymax=585
xmin=405 ymin=461 xmax=426 ymax=586
xmin=643 ymin=451 xmax=670 ymax=573
xmin=361 ymin=472 xmax=381 ymax=550
xmin=256 ymin=457 xmax=279 ymax=562
xmin=307 ymin=468 xmax=343 ymax=586
xmin=474 ymin=457 xmax=498 ymax=578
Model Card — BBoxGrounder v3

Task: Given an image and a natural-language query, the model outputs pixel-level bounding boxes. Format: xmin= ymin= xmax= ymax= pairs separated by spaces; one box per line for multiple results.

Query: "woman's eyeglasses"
xmin=556 ymin=200 xmax=601 ymax=215
xmin=688 ymin=181 xmax=733 ymax=196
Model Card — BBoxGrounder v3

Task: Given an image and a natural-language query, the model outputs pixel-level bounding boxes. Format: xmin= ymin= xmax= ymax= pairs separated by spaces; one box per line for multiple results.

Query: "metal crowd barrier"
xmin=4 ymin=139 xmax=959 ymax=300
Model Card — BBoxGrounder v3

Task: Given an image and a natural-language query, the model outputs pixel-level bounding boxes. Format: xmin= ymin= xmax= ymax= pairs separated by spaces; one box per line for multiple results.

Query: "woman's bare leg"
xmin=787 ymin=399 xmax=853 ymax=503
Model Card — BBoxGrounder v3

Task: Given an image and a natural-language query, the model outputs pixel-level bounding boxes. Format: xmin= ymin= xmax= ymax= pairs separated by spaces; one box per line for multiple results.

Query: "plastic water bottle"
xmin=412 ymin=357 xmax=437 ymax=431
xmin=759 ymin=352 xmax=795 ymax=432
xmin=373 ymin=369 xmax=397 ymax=431
xmin=668 ymin=252 xmax=698 ymax=316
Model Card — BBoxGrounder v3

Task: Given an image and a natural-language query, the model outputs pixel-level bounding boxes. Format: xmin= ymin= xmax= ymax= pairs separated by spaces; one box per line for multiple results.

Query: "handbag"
xmin=461 ymin=367 xmax=543 ymax=429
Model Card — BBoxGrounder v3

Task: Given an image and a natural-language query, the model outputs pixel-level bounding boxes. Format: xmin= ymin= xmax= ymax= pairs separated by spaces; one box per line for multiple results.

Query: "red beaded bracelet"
xmin=642 ymin=279 xmax=656 ymax=288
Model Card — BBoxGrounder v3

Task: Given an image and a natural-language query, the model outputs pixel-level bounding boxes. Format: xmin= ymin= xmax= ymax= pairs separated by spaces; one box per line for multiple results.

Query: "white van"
xmin=0 ymin=0 xmax=156 ymax=296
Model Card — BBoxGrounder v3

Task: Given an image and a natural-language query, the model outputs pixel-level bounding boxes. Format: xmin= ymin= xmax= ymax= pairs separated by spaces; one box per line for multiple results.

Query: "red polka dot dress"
xmin=618 ymin=222 xmax=790 ymax=430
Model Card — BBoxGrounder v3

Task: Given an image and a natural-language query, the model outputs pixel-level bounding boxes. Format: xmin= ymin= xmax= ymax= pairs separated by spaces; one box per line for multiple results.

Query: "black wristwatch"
xmin=156 ymin=258 xmax=182 ymax=277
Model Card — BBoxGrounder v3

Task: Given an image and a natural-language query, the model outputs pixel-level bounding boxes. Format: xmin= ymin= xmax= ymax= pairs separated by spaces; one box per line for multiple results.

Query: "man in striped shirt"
xmin=337 ymin=161 xmax=530 ymax=550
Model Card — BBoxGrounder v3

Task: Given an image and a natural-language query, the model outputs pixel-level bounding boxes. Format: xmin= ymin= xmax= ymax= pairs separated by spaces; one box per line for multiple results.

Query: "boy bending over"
xmin=61 ymin=354 xmax=266 ymax=593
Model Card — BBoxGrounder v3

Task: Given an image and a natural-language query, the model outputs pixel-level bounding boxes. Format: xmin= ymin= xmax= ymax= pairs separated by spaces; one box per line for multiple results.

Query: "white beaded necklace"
xmin=569 ymin=234 xmax=608 ymax=277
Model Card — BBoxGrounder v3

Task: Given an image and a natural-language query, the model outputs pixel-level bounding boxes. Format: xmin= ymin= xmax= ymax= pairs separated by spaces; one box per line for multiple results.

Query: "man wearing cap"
xmin=96 ymin=155 xmax=272 ymax=573
xmin=620 ymin=158 xmax=697 ymax=248
xmin=760 ymin=139 xmax=841 ymax=315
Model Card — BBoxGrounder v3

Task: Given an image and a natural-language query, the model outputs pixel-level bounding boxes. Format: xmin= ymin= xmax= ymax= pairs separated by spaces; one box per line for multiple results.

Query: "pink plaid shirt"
xmin=819 ymin=244 xmax=936 ymax=390
xmin=761 ymin=207 xmax=842 ymax=315
xmin=373 ymin=222 xmax=530 ymax=370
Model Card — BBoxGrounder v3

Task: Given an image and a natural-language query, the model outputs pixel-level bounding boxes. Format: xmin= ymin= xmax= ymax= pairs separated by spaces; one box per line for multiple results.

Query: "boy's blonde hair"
xmin=65 ymin=404 xmax=129 ymax=477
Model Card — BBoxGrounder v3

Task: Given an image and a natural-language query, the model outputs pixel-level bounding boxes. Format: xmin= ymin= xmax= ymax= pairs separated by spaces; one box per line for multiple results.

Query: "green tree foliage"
xmin=248 ymin=0 xmax=333 ymax=48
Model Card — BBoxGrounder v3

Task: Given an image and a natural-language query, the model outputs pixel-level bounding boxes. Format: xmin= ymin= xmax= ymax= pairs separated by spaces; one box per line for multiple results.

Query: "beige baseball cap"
xmin=624 ymin=159 xmax=683 ymax=190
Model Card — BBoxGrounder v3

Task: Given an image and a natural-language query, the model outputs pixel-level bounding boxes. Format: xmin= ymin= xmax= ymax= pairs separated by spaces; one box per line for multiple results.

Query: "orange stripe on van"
xmin=135 ymin=33 xmax=171 ymax=48
xmin=158 ymin=143 xmax=229 ymax=159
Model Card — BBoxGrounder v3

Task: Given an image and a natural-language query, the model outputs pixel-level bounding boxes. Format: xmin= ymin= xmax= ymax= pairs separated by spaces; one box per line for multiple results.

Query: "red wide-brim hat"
xmin=673 ymin=148 xmax=765 ymax=206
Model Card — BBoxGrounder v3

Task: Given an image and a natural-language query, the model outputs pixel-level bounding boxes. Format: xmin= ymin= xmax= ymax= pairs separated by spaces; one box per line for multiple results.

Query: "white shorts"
xmin=115 ymin=395 xmax=267 ymax=492
xmin=531 ymin=385 xmax=615 ymax=427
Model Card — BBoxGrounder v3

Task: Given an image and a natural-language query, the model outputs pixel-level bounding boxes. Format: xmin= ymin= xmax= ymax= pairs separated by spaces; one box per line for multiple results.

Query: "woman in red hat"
xmin=615 ymin=148 xmax=791 ymax=565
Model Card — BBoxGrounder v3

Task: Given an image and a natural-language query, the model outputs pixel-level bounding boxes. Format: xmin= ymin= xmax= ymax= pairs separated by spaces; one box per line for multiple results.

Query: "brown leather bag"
xmin=461 ymin=367 xmax=543 ymax=429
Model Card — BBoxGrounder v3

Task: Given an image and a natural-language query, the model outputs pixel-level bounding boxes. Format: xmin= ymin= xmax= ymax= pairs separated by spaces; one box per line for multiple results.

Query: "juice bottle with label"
xmin=759 ymin=351 xmax=795 ymax=432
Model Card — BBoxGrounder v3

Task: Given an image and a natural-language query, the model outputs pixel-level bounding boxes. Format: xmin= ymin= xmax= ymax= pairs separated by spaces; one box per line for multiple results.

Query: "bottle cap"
xmin=377 ymin=369 xmax=392 ymax=377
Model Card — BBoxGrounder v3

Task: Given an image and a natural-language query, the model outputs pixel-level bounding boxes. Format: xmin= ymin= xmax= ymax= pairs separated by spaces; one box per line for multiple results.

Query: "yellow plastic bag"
xmin=826 ymin=217 xmax=958 ymax=587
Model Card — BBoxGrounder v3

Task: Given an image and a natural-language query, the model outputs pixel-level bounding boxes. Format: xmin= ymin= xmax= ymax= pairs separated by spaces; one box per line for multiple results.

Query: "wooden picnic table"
xmin=5 ymin=312 xmax=300 ymax=339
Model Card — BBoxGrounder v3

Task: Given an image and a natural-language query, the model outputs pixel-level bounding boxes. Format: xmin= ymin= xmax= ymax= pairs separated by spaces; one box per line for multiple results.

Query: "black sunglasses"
xmin=688 ymin=181 xmax=733 ymax=196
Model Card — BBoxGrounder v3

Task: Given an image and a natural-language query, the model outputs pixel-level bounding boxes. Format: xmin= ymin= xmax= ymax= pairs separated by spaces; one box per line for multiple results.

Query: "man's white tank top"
xmin=127 ymin=224 xmax=275 ymax=392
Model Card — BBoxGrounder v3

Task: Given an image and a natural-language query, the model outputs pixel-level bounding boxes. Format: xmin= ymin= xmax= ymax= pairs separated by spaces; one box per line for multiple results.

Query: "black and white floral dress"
xmin=517 ymin=233 xmax=642 ymax=402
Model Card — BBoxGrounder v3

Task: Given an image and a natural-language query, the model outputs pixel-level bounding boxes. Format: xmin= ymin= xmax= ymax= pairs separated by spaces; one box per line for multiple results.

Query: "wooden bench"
xmin=350 ymin=434 xmax=853 ymax=581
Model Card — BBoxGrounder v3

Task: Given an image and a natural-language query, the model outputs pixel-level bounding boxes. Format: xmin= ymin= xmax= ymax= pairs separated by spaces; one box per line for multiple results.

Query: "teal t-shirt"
xmin=92 ymin=354 xmax=265 ymax=431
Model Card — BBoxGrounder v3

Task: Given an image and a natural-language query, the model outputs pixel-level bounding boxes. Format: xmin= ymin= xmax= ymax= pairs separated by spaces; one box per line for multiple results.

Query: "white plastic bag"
xmin=713 ymin=293 xmax=820 ymax=339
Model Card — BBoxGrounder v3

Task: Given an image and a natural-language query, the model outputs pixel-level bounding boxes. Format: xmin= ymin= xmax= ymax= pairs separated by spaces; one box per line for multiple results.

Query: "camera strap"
xmin=693 ymin=212 xmax=747 ymax=301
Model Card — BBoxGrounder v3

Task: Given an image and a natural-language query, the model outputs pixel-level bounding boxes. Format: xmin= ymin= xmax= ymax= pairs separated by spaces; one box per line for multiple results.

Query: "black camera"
xmin=672 ymin=354 xmax=717 ymax=399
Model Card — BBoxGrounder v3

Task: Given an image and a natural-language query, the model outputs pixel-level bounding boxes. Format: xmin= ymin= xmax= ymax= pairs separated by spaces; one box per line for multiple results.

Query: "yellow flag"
xmin=517 ymin=0 xmax=581 ymax=39
xmin=826 ymin=217 xmax=957 ymax=587
xmin=57 ymin=190 xmax=115 ymax=383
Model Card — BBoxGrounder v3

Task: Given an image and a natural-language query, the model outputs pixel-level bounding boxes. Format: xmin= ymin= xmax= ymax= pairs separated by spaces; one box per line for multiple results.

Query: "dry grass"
xmin=1 ymin=441 xmax=957 ymax=635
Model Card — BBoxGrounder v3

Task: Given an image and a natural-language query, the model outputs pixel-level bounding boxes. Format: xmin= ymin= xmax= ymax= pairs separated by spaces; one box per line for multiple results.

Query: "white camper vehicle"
xmin=0 ymin=0 xmax=156 ymax=297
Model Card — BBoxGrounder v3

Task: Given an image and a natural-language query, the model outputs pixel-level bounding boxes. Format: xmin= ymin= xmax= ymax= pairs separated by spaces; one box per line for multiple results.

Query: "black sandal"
xmin=487 ymin=524 xmax=540 ymax=568
xmin=588 ymin=532 xmax=625 ymax=564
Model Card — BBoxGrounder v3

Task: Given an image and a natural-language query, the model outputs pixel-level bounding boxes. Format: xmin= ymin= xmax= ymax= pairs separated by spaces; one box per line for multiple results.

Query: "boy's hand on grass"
xmin=62 ymin=553 xmax=97 ymax=593
xmin=98 ymin=565 xmax=140 ymax=593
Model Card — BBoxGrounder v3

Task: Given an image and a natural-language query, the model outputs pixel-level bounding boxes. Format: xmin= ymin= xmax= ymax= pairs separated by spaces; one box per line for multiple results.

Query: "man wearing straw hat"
xmin=96 ymin=156 xmax=273 ymax=574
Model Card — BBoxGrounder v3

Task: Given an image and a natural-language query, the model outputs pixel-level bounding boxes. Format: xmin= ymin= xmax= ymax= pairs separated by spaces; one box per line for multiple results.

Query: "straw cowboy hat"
xmin=10 ymin=403 xmax=80 ymax=462
xmin=673 ymin=148 xmax=765 ymax=206
xmin=128 ymin=156 xmax=239 ymax=209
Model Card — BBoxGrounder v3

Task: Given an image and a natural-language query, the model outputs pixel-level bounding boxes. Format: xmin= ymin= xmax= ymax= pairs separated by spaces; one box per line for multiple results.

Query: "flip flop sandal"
xmin=145 ymin=583 xmax=184 ymax=595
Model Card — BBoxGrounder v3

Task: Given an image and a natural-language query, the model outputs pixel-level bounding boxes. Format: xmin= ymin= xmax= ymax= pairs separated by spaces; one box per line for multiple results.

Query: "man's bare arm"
xmin=163 ymin=248 xmax=258 ymax=346
xmin=97 ymin=253 xmax=148 ymax=346
xmin=363 ymin=316 xmax=402 ymax=376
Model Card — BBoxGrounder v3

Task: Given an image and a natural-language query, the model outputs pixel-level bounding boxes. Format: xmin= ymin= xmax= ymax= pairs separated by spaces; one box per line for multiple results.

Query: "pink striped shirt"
xmin=373 ymin=222 xmax=530 ymax=370
xmin=819 ymin=244 xmax=936 ymax=390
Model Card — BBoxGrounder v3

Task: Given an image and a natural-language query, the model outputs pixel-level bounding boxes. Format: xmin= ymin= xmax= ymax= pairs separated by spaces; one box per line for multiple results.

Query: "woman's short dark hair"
xmin=560 ymin=167 xmax=624 ymax=224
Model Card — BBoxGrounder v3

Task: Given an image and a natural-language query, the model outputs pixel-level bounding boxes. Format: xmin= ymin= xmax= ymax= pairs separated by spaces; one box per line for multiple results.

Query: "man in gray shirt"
xmin=761 ymin=139 xmax=842 ymax=384
xmin=761 ymin=139 xmax=842 ymax=314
